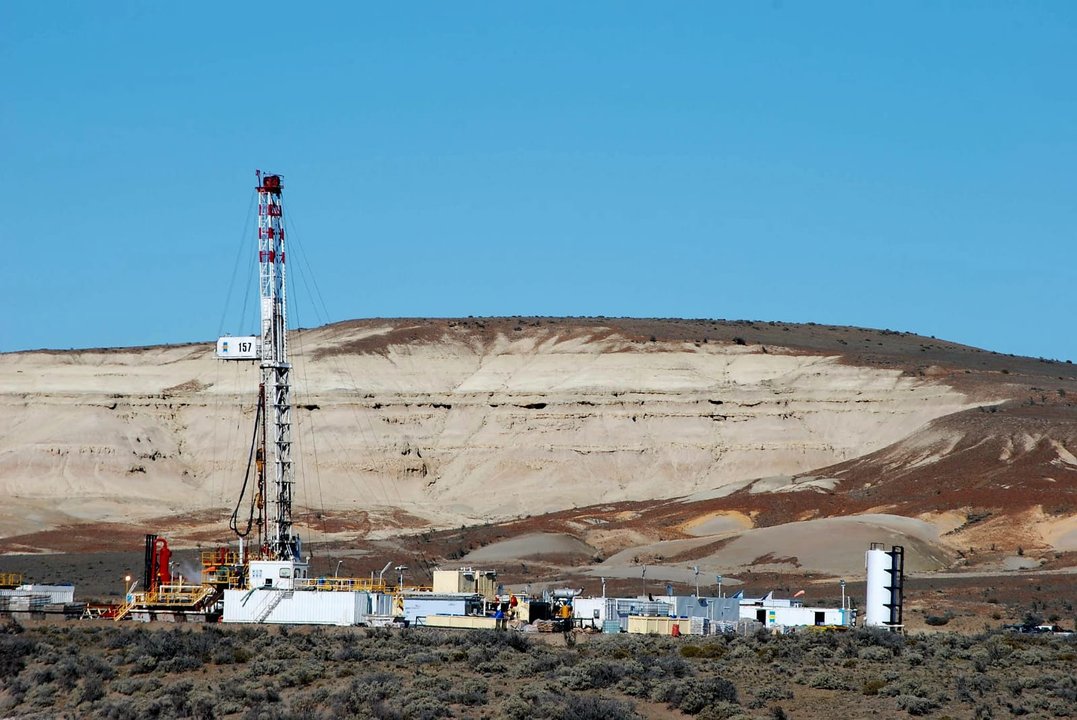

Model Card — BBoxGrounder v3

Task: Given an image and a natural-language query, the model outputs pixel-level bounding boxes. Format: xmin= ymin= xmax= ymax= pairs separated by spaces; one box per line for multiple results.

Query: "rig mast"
xmin=257 ymin=172 xmax=297 ymax=561
xmin=217 ymin=172 xmax=300 ymax=563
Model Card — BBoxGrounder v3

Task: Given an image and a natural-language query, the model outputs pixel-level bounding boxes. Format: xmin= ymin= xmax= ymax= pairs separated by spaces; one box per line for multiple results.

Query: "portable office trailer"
xmin=740 ymin=603 xmax=850 ymax=628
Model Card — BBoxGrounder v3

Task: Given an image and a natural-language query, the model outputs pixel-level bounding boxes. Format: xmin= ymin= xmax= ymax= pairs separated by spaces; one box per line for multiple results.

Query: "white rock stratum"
xmin=0 ymin=320 xmax=976 ymax=539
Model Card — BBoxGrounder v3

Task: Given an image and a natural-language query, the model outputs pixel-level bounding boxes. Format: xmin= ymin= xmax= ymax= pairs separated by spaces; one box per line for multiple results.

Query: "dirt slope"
xmin=1 ymin=317 xmax=1075 ymax=579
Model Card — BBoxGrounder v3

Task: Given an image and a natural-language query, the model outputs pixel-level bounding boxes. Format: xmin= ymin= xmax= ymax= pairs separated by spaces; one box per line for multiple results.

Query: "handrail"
xmin=293 ymin=577 xmax=390 ymax=593
xmin=0 ymin=572 xmax=24 ymax=588
xmin=112 ymin=599 xmax=135 ymax=622
xmin=112 ymin=583 xmax=216 ymax=621
xmin=201 ymin=550 xmax=244 ymax=567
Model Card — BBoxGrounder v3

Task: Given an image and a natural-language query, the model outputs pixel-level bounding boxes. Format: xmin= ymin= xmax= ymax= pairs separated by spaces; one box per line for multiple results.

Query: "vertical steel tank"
xmin=864 ymin=543 xmax=904 ymax=630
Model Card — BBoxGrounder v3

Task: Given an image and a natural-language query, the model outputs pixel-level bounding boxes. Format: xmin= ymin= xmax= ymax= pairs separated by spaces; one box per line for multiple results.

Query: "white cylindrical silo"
xmin=864 ymin=545 xmax=896 ymax=628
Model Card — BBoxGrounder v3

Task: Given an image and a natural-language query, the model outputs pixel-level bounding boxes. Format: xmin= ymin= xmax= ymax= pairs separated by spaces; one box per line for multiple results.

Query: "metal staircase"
xmin=254 ymin=590 xmax=292 ymax=623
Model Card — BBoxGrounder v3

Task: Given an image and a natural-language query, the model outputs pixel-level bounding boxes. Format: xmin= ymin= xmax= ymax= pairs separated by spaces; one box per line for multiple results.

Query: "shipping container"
xmin=423 ymin=615 xmax=498 ymax=630
xmin=222 ymin=589 xmax=369 ymax=625
xmin=626 ymin=616 xmax=691 ymax=635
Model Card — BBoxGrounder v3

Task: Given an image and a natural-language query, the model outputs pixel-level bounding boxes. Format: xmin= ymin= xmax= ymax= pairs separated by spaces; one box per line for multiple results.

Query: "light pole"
xmin=600 ymin=577 xmax=607 ymax=599
xmin=715 ymin=575 xmax=723 ymax=598
xmin=124 ymin=575 xmax=131 ymax=600
xmin=839 ymin=579 xmax=846 ymax=610
xmin=693 ymin=566 xmax=700 ymax=597
xmin=395 ymin=565 xmax=408 ymax=590
xmin=335 ymin=561 xmax=343 ymax=578
xmin=641 ymin=565 xmax=647 ymax=598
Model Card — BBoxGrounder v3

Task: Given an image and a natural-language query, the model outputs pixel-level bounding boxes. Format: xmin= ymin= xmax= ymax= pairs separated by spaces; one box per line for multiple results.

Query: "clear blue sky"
xmin=3 ymin=2 xmax=1075 ymax=359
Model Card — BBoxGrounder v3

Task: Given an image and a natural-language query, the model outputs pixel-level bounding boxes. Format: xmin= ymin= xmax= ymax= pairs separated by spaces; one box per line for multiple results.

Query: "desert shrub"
xmin=0 ymin=633 xmax=37 ymax=679
xmin=804 ymin=671 xmax=853 ymax=691
xmin=247 ymin=657 xmax=288 ymax=677
xmin=1046 ymin=673 xmax=1077 ymax=704
xmin=214 ymin=643 xmax=253 ymax=665
xmin=241 ymin=702 xmax=293 ymax=720
xmin=895 ymin=694 xmax=938 ymax=715
xmin=697 ymin=640 xmax=729 ymax=659
xmin=925 ymin=614 xmax=952 ymax=626
xmin=334 ymin=643 xmax=365 ymax=662
xmin=852 ymin=627 xmax=905 ymax=652
xmin=616 ymin=676 xmax=653 ymax=698
xmin=112 ymin=676 xmax=161 ymax=696
xmin=52 ymin=656 xmax=80 ymax=690
xmin=955 ymin=672 xmax=996 ymax=701
xmin=280 ymin=659 xmax=326 ymax=688
xmin=653 ymin=653 xmax=692 ymax=679
xmin=73 ymin=675 xmax=106 ymax=706
xmin=862 ymin=677 xmax=887 ymax=695
xmin=405 ymin=651 xmax=440 ymax=666
xmin=465 ymin=628 xmax=531 ymax=653
xmin=883 ymin=675 xmax=934 ymax=701
xmin=446 ymin=678 xmax=487 ymax=706
xmin=858 ymin=645 xmax=893 ymax=662
xmin=325 ymin=672 xmax=400 ymax=716
xmin=27 ymin=666 xmax=56 ymax=686
xmin=560 ymin=658 xmax=627 ymax=690
xmin=466 ymin=643 xmax=497 ymax=665
xmin=396 ymin=688 xmax=449 ymax=720
xmin=967 ymin=647 xmax=992 ymax=672
xmin=129 ymin=652 xmax=158 ymax=674
xmin=697 ymin=702 xmax=750 ymax=720
xmin=563 ymin=693 xmax=640 ymax=720
xmin=188 ymin=691 xmax=218 ymax=720
xmin=158 ymin=654 xmax=203 ymax=672
xmin=500 ymin=694 xmax=535 ymax=720
xmin=508 ymin=647 xmax=567 ymax=678
xmin=747 ymin=684 xmax=793 ymax=708
xmin=95 ymin=696 xmax=145 ymax=720
xmin=500 ymin=684 xmax=564 ymax=720
xmin=1014 ymin=648 xmax=1050 ymax=665
xmin=658 ymin=676 xmax=738 ymax=715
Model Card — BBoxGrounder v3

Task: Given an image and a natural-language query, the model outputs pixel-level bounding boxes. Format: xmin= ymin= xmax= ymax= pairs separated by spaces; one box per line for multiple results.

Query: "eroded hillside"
xmin=1 ymin=318 xmax=1075 ymax=575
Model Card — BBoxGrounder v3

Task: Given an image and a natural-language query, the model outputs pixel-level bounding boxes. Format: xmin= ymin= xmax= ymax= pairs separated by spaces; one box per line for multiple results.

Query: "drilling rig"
xmin=217 ymin=171 xmax=309 ymax=591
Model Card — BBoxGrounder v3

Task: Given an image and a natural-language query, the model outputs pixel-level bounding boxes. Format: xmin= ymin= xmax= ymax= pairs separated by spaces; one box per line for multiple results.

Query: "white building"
xmin=738 ymin=592 xmax=854 ymax=628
